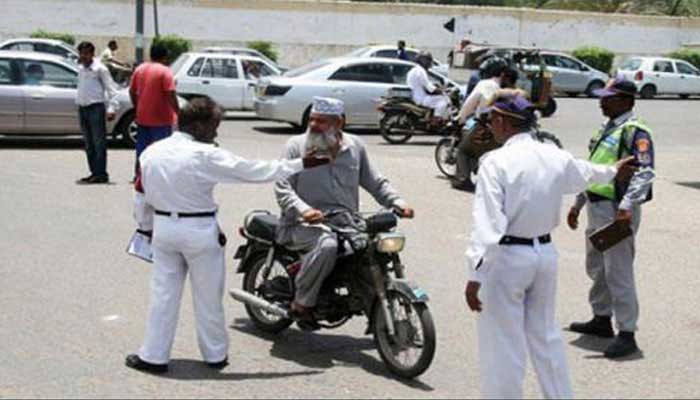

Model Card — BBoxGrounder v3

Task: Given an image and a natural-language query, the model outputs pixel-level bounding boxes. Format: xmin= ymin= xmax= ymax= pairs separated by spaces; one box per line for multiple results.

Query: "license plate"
xmin=233 ymin=245 xmax=248 ymax=260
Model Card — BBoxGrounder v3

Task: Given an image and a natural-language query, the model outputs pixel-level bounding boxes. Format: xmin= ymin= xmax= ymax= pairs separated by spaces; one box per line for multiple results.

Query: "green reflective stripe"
xmin=587 ymin=119 xmax=653 ymax=200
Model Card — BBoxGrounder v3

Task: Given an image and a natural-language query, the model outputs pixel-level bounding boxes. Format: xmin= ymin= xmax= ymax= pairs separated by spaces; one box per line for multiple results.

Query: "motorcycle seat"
xmin=244 ymin=212 xmax=279 ymax=242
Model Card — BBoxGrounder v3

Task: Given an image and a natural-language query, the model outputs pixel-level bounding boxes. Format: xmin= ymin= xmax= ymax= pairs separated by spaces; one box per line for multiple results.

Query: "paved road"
xmin=1 ymin=98 xmax=699 ymax=398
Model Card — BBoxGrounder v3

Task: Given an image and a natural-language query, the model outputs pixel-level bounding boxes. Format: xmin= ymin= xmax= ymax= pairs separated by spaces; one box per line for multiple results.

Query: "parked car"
xmin=201 ymin=46 xmax=288 ymax=73
xmin=0 ymin=51 xmax=141 ymax=145
xmin=0 ymin=38 xmax=79 ymax=64
xmin=172 ymin=52 xmax=282 ymax=111
xmin=254 ymin=57 xmax=464 ymax=129
xmin=617 ymin=56 xmax=700 ymax=99
xmin=347 ymin=45 xmax=450 ymax=76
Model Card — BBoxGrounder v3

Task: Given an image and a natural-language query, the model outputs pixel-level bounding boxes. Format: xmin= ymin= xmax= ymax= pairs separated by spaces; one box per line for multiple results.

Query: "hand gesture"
xmin=302 ymin=209 xmax=324 ymax=224
xmin=615 ymin=209 xmax=633 ymax=228
xmin=396 ymin=206 xmax=415 ymax=219
xmin=614 ymin=156 xmax=638 ymax=183
xmin=465 ymin=281 xmax=482 ymax=313
xmin=567 ymin=208 xmax=580 ymax=230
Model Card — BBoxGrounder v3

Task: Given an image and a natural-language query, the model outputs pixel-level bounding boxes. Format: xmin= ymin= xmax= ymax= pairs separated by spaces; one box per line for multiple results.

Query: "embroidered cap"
xmin=593 ymin=77 xmax=637 ymax=98
xmin=311 ymin=97 xmax=344 ymax=116
xmin=487 ymin=95 xmax=535 ymax=121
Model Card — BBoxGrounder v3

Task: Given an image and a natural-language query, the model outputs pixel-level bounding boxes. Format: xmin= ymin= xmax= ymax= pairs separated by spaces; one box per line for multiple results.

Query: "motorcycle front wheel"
xmin=373 ymin=290 xmax=436 ymax=379
xmin=380 ymin=112 xmax=414 ymax=145
xmin=434 ymin=137 xmax=458 ymax=178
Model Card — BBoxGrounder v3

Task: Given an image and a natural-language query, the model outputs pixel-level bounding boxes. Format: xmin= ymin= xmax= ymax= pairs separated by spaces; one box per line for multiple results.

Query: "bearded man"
xmin=275 ymin=97 xmax=415 ymax=322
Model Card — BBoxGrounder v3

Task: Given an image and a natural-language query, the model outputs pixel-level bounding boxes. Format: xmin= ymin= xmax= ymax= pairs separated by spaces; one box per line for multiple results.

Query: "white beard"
xmin=305 ymin=129 xmax=339 ymax=156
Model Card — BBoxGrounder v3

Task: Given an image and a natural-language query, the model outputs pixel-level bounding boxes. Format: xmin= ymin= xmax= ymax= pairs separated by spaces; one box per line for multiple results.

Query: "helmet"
xmin=478 ymin=56 xmax=508 ymax=79
xmin=416 ymin=51 xmax=434 ymax=68
xmin=501 ymin=65 xmax=520 ymax=88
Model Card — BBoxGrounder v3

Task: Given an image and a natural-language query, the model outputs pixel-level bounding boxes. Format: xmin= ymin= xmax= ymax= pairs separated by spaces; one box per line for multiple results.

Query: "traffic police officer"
xmin=568 ymin=78 xmax=656 ymax=359
xmin=126 ymin=97 xmax=327 ymax=373
xmin=464 ymin=95 xmax=637 ymax=398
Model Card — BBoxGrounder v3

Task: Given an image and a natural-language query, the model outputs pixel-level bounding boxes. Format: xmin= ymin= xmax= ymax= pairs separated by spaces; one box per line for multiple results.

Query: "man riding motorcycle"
xmin=274 ymin=97 xmax=415 ymax=324
xmin=453 ymin=57 xmax=522 ymax=190
xmin=406 ymin=51 xmax=450 ymax=123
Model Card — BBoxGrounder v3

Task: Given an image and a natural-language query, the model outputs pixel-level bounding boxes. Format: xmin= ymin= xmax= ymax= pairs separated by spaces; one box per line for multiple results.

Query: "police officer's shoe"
xmin=206 ymin=356 xmax=229 ymax=370
xmin=125 ymin=354 xmax=168 ymax=374
xmin=604 ymin=332 xmax=639 ymax=359
xmin=569 ymin=315 xmax=615 ymax=338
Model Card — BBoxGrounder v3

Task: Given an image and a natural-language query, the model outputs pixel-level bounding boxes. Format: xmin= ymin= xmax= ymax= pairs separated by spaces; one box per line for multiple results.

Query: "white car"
xmin=201 ymin=47 xmax=288 ymax=73
xmin=346 ymin=45 xmax=449 ymax=76
xmin=617 ymin=56 xmax=700 ymax=99
xmin=0 ymin=38 xmax=78 ymax=64
xmin=172 ymin=52 xmax=282 ymax=110
xmin=254 ymin=57 xmax=463 ymax=129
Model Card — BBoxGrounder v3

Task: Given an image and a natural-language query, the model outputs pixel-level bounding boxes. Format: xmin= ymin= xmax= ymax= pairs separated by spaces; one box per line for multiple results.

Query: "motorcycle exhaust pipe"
xmin=229 ymin=289 xmax=290 ymax=319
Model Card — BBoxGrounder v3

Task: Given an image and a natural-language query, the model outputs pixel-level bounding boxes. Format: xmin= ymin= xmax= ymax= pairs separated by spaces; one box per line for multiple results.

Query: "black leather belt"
xmin=586 ymin=191 xmax=612 ymax=203
xmin=500 ymin=234 xmax=551 ymax=246
xmin=155 ymin=210 xmax=216 ymax=218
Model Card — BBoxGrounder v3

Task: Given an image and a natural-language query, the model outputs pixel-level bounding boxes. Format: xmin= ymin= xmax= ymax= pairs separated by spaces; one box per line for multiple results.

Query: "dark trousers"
xmin=78 ymin=103 xmax=108 ymax=179
xmin=135 ymin=125 xmax=172 ymax=173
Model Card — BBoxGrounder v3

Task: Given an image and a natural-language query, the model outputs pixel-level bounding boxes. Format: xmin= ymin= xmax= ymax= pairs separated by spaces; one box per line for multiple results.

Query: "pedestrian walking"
xmin=129 ymin=43 xmax=179 ymax=174
xmin=464 ymin=95 xmax=637 ymax=399
xmin=76 ymin=41 xmax=120 ymax=184
xmin=567 ymin=77 xmax=655 ymax=359
xmin=126 ymin=97 xmax=328 ymax=373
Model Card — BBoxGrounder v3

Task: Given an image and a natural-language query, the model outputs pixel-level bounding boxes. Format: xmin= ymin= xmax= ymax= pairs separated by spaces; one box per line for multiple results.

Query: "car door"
xmin=198 ymin=57 xmax=245 ymax=110
xmin=557 ymin=55 xmax=590 ymax=92
xmin=327 ymin=63 xmax=394 ymax=125
xmin=175 ymin=55 xmax=206 ymax=98
xmin=547 ymin=55 xmax=587 ymax=92
xmin=21 ymin=59 xmax=80 ymax=134
xmin=0 ymin=57 xmax=24 ymax=133
xmin=674 ymin=61 xmax=700 ymax=94
xmin=650 ymin=60 xmax=678 ymax=94
xmin=240 ymin=57 xmax=280 ymax=110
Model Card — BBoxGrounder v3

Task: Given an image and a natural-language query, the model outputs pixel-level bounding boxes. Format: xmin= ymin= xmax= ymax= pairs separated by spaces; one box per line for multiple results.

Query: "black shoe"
xmin=604 ymin=332 xmax=640 ymax=359
xmin=88 ymin=175 xmax=110 ymax=184
xmin=569 ymin=315 xmax=615 ymax=338
xmin=76 ymin=175 xmax=94 ymax=185
xmin=125 ymin=354 xmax=168 ymax=374
xmin=207 ymin=356 xmax=229 ymax=370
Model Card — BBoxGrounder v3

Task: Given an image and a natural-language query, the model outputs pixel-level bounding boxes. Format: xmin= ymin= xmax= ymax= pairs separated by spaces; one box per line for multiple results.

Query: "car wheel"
xmin=585 ymin=81 xmax=605 ymax=98
xmin=116 ymin=111 xmax=137 ymax=148
xmin=640 ymin=85 xmax=657 ymax=100
xmin=298 ymin=106 xmax=311 ymax=133
xmin=680 ymin=94 xmax=690 ymax=99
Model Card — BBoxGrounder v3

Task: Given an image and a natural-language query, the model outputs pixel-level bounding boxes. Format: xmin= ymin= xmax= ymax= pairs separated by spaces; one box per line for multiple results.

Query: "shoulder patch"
xmin=636 ymin=138 xmax=650 ymax=153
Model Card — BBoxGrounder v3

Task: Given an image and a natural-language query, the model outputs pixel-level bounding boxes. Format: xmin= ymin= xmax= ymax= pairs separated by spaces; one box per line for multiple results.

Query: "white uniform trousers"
xmin=138 ymin=215 xmax=229 ymax=364
xmin=418 ymin=95 xmax=450 ymax=118
xmin=478 ymin=242 xmax=573 ymax=399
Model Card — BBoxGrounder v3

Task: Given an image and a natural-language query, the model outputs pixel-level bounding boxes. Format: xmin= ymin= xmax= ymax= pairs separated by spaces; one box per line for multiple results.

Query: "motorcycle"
xmin=377 ymin=86 xmax=462 ymax=145
xmin=434 ymin=115 xmax=563 ymax=184
xmin=229 ymin=209 xmax=436 ymax=379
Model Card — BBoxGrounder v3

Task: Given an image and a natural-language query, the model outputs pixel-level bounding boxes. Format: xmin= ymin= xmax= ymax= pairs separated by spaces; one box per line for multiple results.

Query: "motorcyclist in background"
xmin=406 ymin=51 xmax=451 ymax=124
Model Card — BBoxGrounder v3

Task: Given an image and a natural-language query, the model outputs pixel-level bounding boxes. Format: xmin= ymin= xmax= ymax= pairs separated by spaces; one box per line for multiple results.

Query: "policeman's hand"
xmin=567 ymin=208 xmax=580 ymax=230
xmin=616 ymin=209 xmax=633 ymax=228
xmin=465 ymin=281 xmax=482 ymax=313
xmin=614 ymin=156 xmax=638 ymax=183
xmin=302 ymin=209 xmax=325 ymax=224
xmin=106 ymin=111 xmax=116 ymax=121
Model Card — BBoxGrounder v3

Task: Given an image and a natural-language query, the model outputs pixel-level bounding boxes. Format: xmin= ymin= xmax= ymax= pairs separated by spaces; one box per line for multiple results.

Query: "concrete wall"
xmin=4 ymin=0 xmax=700 ymax=67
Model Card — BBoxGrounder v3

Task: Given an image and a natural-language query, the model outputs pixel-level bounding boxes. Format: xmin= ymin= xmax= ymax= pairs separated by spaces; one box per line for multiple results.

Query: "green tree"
xmin=30 ymin=29 xmax=76 ymax=46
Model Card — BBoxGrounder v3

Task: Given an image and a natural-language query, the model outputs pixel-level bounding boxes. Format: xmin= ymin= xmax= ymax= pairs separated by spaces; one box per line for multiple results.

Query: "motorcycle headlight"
xmin=376 ymin=233 xmax=405 ymax=254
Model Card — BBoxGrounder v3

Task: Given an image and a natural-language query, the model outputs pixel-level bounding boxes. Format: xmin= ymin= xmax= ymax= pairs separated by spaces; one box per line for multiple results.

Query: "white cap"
xmin=311 ymin=96 xmax=344 ymax=116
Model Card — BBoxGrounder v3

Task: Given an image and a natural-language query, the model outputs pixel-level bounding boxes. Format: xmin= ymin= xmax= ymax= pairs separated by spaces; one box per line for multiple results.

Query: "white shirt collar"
xmin=503 ymin=131 xmax=534 ymax=147
xmin=607 ymin=111 xmax=634 ymax=129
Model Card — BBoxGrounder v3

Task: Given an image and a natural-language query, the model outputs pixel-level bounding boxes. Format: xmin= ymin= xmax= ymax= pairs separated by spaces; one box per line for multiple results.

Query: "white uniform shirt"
xmin=466 ymin=132 xmax=618 ymax=282
xmin=76 ymin=59 xmax=119 ymax=113
xmin=407 ymin=66 xmax=436 ymax=104
xmin=100 ymin=48 xmax=114 ymax=63
xmin=137 ymin=132 xmax=303 ymax=228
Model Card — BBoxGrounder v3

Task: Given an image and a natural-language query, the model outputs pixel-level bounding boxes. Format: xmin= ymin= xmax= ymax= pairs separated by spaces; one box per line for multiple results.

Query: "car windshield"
xmin=284 ymin=61 xmax=331 ymax=78
xmin=619 ymin=59 xmax=643 ymax=71
xmin=170 ymin=54 xmax=191 ymax=75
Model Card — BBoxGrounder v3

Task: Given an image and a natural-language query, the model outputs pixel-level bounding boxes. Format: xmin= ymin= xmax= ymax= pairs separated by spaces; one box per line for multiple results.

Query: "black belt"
xmin=155 ymin=210 xmax=216 ymax=218
xmin=586 ymin=191 xmax=612 ymax=203
xmin=500 ymin=234 xmax=551 ymax=246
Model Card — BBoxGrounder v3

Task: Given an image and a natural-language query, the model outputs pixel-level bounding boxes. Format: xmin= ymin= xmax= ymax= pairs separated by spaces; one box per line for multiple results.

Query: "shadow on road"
xmin=0 ymin=137 xmax=131 ymax=150
xmin=567 ymin=334 xmax=611 ymax=353
xmin=676 ymin=181 xmax=700 ymax=191
xmin=136 ymin=359 xmax=323 ymax=381
xmin=230 ymin=318 xmax=434 ymax=391
xmin=378 ymin=140 xmax=437 ymax=147
xmin=253 ymin=126 xmax=379 ymax=137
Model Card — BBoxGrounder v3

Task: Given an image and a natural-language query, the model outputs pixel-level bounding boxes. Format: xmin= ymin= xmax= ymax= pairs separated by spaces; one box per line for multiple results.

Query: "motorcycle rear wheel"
xmin=380 ymin=112 xmax=414 ymax=145
xmin=435 ymin=137 xmax=458 ymax=178
xmin=373 ymin=290 xmax=436 ymax=379
xmin=242 ymin=254 xmax=294 ymax=334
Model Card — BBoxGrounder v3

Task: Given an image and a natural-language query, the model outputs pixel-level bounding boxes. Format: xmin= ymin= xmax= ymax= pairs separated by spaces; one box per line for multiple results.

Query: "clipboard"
xmin=588 ymin=220 xmax=633 ymax=252
xmin=126 ymin=230 xmax=153 ymax=263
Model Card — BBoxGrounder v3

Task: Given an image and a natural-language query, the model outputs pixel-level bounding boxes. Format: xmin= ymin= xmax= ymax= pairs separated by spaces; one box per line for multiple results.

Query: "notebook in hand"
xmin=126 ymin=230 xmax=153 ymax=263
xmin=588 ymin=220 xmax=633 ymax=252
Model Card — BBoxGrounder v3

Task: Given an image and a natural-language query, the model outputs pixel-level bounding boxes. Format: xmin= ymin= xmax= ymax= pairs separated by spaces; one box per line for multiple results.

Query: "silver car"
xmin=0 ymin=51 xmax=137 ymax=145
xmin=254 ymin=57 xmax=462 ymax=129
xmin=347 ymin=45 xmax=450 ymax=76
xmin=0 ymin=38 xmax=79 ymax=64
